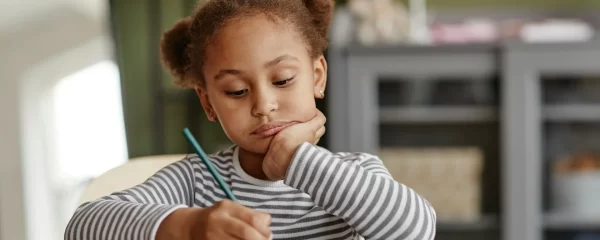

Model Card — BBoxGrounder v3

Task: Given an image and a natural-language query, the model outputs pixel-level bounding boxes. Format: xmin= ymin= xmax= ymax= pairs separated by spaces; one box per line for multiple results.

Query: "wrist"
xmin=283 ymin=142 xmax=312 ymax=181
xmin=156 ymin=208 xmax=200 ymax=240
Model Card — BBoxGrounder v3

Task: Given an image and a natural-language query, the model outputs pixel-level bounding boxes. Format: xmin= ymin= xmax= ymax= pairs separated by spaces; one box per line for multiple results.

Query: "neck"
xmin=238 ymin=147 xmax=270 ymax=180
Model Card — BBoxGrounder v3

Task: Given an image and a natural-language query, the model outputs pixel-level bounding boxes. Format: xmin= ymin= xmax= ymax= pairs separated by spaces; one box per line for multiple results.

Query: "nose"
xmin=251 ymin=87 xmax=278 ymax=117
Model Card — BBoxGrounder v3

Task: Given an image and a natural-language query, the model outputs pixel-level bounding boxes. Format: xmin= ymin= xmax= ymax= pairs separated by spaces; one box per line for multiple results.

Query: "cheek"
xmin=215 ymin=103 xmax=245 ymax=123
xmin=210 ymin=99 xmax=247 ymax=127
xmin=278 ymin=88 xmax=316 ymax=121
xmin=217 ymin=109 xmax=250 ymax=142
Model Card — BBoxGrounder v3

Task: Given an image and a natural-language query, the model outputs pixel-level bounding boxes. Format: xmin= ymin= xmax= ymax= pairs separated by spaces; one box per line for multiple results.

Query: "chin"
xmin=238 ymin=138 xmax=271 ymax=155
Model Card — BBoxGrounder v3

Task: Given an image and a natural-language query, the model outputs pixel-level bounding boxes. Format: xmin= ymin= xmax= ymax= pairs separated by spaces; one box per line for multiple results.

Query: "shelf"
xmin=330 ymin=36 xmax=600 ymax=240
xmin=544 ymin=104 xmax=600 ymax=122
xmin=437 ymin=215 xmax=499 ymax=231
xmin=379 ymin=106 xmax=497 ymax=124
xmin=347 ymin=43 xmax=498 ymax=56
xmin=544 ymin=213 xmax=600 ymax=230
xmin=378 ymin=104 xmax=600 ymax=124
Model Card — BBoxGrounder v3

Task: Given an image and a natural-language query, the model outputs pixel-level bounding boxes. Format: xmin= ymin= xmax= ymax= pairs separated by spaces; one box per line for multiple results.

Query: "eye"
xmin=225 ymin=89 xmax=248 ymax=97
xmin=273 ymin=77 xmax=294 ymax=86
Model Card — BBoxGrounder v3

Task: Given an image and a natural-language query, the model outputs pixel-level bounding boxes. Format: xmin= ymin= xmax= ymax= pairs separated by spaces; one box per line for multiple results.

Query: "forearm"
xmin=65 ymin=159 xmax=197 ymax=240
xmin=64 ymin=200 xmax=186 ymax=240
xmin=283 ymin=143 xmax=437 ymax=239
xmin=156 ymin=208 xmax=201 ymax=240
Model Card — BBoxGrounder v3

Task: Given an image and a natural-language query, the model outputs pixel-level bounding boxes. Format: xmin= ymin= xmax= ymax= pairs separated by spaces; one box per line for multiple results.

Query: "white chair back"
xmin=78 ymin=154 xmax=187 ymax=204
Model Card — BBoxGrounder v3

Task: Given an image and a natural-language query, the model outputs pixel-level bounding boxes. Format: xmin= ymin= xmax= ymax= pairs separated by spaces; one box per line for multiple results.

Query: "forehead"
xmin=204 ymin=14 xmax=309 ymax=69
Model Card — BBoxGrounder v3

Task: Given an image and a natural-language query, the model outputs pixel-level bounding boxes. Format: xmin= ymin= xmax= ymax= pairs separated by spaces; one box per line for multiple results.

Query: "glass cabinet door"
xmin=378 ymin=74 xmax=501 ymax=240
xmin=542 ymin=75 xmax=600 ymax=240
xmin=503 ymin=41 xmax=600 ymax=240
xmin=336 ymin=45 xmax=502 ymax=240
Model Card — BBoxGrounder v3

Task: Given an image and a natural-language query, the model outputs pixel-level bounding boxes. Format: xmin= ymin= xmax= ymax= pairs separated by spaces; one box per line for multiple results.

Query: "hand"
xmin=157 ymin=200 xmax=272 ymax=240
xmin=262 ymin=110 xmax=326 ymax=180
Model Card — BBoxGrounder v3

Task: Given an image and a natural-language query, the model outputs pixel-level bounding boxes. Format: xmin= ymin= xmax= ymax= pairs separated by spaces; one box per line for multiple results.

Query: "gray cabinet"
xmin=329 ymin=44 xmax=499 ymax=153
xmin=503 ymin=41 xmax=600 ymax=240
xmin=327 ymin=40 xmax=600 ymax=240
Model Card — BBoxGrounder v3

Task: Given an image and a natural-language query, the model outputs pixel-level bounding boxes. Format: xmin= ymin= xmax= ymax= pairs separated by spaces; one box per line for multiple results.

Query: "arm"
xmin=64 ymin=158 xmax=197 ymax=240
xmin=283 ymin=143 xmax=437 ymax=240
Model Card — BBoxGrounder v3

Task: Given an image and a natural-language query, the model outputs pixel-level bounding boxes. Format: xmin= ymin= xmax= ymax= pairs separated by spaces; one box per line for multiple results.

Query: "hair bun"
xmin=160 ymin=17 xmax=193 ymax=85
xmin=302 ymin=0 xmax=335 ymax=39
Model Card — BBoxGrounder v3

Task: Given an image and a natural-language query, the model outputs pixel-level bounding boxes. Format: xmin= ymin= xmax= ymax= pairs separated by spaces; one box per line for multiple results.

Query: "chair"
xmin=78 ymin=154 xmax=187 ymax=205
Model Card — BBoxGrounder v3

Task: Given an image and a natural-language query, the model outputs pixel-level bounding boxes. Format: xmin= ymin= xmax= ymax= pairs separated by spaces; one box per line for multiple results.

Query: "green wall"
xmin=110 ymin=0 xmax=597 ymax=158
xmin=419 ymin=0 xmax=600 ymax=9
xmin=336 ymin=0 xmax=600 ymax=9
xmin=110 ymin=0 xmax=230 ymax=158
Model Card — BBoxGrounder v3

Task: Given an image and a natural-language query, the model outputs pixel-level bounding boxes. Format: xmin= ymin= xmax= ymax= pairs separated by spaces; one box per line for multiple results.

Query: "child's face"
xmin=197 ymin=14 xmax=327 ymax=154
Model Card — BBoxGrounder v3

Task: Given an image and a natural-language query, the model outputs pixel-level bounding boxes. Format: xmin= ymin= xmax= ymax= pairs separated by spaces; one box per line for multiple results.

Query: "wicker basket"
xmin=378 ymin=147 xmax=484 ymax=222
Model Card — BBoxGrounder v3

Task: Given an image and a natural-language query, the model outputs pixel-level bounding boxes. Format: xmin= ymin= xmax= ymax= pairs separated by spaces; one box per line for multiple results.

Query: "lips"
xmin=252 ymin=122 xmax=294 ymax=138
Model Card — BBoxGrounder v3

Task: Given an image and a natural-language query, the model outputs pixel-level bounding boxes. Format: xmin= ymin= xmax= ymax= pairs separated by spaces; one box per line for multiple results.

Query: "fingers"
xmin=314 ymin=125 xmax=326 ymax=144
xmin=315 ymin=125 xmax=326 ymax=138
xmin=227 ymin=217 xmax=270 ymax=240
xmin=225 ymin=201 xmax=272 ymax=238
xmin=198 ymin=200 xmax=273 ymax=240
xmin=311 ymin=110 xmax=326 ymax=144
xmin=310 ymin=109 xmax=327 ymax=131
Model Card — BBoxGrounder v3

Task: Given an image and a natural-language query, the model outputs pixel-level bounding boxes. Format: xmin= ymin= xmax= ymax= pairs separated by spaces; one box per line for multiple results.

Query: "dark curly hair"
xmin=160 ymin=0 xmax=335 ymax=88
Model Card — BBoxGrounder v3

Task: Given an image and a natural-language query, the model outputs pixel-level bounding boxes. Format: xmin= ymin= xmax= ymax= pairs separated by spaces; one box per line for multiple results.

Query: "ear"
xmin=313 ymin=55 xmax=328 ymax=99
xmin=195 ymin=88 xmax=217 ymax=121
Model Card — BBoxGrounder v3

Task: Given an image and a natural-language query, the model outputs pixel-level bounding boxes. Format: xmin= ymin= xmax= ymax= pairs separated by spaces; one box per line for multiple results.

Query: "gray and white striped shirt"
xmin=64 ymin=142 xmax=437 ymax=239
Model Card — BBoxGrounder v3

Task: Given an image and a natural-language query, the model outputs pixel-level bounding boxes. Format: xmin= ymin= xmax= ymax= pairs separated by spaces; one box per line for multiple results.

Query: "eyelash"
xmin=273 ymin=77 xmax=294 ymax=86
xmin=225 ymin=89 xmax=248 ymax=97
xmin=224 ymin=77 xmax=295 ymax=97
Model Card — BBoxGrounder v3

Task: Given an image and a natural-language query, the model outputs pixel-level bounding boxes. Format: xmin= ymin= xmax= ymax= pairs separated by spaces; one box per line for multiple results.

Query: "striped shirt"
xmin=64 ymin=142 xmax=437 ymax=239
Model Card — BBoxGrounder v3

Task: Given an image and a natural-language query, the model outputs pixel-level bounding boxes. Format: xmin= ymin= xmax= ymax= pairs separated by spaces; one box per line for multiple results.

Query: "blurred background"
xmin=1 ymin=0 xmax=600 ymax=240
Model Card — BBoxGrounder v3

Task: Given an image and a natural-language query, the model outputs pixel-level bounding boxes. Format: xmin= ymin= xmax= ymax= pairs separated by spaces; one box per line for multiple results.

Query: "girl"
xmin=64 ymin=0 xmax=437 ymax=239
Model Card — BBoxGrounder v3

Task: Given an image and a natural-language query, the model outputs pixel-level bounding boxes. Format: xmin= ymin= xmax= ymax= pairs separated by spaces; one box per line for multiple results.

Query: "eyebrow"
xmin=213 ymin=54 xmax=299 ymax=81
xmin=264 ymin=54 xmax=299 ymax=68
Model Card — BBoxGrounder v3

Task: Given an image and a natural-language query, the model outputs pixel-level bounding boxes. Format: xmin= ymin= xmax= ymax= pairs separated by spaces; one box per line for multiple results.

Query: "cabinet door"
xmin=503 ymin=42 xmax=600 ymax=240
xmin=332 ymin=45 xmax=501 ymax=240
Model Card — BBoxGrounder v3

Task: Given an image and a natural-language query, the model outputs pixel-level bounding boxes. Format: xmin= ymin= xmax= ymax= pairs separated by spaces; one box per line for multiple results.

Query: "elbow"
xmin=63 ymin=212 xmax=78 ymax=240
xmin=409 ymin=197 xmax=437 ymax=240
xmin=394 ymin=198 xmax=438 ymax=240
xmin=421 ymin=199 xmax=437 ymax=240
xmin=63 ymin=202 xmax=94 ymax=240
xmin=427 ymin=203 xmax=437 ymax=240
xmin=63 ymin=220 xmax=75 ymax=240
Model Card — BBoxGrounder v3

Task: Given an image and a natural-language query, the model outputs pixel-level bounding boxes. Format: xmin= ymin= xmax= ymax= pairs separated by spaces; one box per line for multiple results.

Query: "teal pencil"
xmin=183 ymin=128 xmax=238 ymax=201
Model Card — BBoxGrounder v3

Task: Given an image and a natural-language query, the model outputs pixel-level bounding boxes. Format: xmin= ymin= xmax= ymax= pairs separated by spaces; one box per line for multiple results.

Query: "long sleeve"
xmin=283 ymin=142 xmax=437 ymax=240
xmin=64 ymin=158 xmax=197 ymax=240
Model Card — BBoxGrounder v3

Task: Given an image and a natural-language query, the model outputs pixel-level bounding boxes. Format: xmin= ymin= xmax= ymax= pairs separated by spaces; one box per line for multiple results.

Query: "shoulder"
xmin=310 ymin=144 xmax=392 ymax=178
xmin=313 ymin=144 xmax=383 ymax=165
xmin=183 ymin=144 xmax=237 ymax=170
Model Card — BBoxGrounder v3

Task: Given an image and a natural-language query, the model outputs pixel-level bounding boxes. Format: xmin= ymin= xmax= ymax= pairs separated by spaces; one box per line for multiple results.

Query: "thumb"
xmin=262 ymin=152 xmax=280 ymax=180
xmin=310 ymin=110 xmax=326 ymax=131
